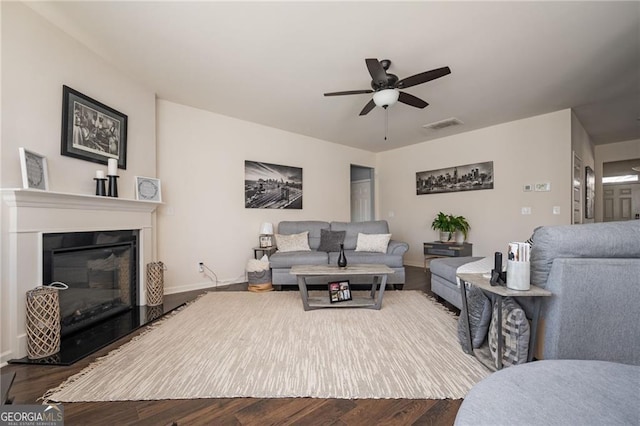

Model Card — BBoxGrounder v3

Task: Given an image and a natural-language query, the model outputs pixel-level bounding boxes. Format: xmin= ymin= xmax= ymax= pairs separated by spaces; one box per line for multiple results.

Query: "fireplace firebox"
xmin=43 ymin=230 xmax=138 ymax=337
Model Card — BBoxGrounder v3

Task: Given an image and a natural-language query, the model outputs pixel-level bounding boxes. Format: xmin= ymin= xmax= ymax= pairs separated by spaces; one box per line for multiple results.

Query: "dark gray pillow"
xmin=458 ymin=287 xmax=492 ymax=351
xmin=317 ymin=229 xmax=346 ymax=252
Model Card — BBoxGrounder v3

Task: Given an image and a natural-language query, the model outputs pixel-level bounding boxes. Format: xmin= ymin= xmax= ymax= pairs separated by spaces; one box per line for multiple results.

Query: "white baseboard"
xmin=164 ymin=276 xmax=246 ymax=295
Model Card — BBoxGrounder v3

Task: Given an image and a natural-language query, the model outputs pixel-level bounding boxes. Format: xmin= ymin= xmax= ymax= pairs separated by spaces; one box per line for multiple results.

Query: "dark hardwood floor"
xmin=1 ymin=266 xmax=463 ymax=425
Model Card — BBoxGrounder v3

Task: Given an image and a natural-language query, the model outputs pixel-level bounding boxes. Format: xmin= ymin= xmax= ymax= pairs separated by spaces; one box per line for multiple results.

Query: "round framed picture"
xmin=135 ymin=176 xmax=162 ymax=202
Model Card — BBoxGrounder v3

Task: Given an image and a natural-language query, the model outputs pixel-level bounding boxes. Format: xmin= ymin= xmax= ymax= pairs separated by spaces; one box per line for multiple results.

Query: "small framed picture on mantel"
xmin=135 ymin=176 xmax=162 ymax=202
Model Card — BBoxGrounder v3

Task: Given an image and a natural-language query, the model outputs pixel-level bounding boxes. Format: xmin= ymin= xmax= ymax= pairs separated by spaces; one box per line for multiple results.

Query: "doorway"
xmin=602 ymin=158 xmax=640 ymax=221
xmin=350 ymin=165 xmax=375 ymax=222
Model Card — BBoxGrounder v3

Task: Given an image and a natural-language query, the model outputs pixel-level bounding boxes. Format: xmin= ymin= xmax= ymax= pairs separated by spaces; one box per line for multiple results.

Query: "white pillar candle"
xmin=107 ymin=158 xmax=118 ymax=175
xmin=96 ymin=170 xmax=105 ymax=179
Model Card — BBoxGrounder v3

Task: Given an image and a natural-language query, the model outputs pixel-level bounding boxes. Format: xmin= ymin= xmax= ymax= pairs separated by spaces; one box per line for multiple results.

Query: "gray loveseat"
xmin=270 ymin=220 xmax=409 ymax=289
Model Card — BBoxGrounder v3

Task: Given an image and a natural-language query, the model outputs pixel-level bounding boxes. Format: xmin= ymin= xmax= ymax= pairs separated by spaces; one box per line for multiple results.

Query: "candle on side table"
xmin=96 ymin=170 xmax=105 ymax=179
xmin=107 ymin=158 xmax=118 ymax=176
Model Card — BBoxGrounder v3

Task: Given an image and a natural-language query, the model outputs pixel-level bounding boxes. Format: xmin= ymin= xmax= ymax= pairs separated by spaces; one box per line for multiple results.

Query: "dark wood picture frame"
xmin=61 ymin=85 xmax=128 ymax=169
xmin=328 ymin=280 xmax=352 ymax=303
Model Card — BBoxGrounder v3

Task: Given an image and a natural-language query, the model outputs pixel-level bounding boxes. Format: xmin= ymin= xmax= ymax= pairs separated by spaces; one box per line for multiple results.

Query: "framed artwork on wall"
xmin=585 ymin=166 xmax=595 ymax=219
xmin=416 ymin=161 xmax=494 ymax=195
xmin=60 ymin=85 xmax=128 ymax=170
xmin=19 ymin=147 xmax=49 ymax=190
xmin=135 ymin=176 xmax=162 ymax=202
xmin=244 ymin=160 xmax=303 ymax=209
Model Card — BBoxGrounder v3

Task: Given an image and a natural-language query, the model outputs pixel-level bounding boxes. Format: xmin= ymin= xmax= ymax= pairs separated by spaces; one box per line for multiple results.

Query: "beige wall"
xmin=1 ymin=3 xmax=157 ymax=363
xmin=156 ymin=100 xmax=377 ymax=293
xmin=594 ymin=138 xmax=640 ymax=221
xmin=0 ymin=2 xmax=157 ymax=196
xmin=571 ymin=112 xmax=595 ymax=223
xmin=377 ymin=110 xmax=572 ymax=267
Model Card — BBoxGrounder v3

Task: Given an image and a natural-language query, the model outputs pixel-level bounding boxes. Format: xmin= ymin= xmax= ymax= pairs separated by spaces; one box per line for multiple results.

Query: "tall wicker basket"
xmin=146 ymin=261 xmax=165 ymax=306
xmin=26 ymin=286 xmax=61 ymax=359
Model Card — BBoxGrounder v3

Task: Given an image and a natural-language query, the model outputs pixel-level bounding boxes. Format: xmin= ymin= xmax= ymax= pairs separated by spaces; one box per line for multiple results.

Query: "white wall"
xmin=1 ymin=2 xmax=157 ymax=363
xmin=595 ymin=138 xmax=640 ymax=221
xmin=156 ymin=100 xmax=377 ymax=293
xmin=0 ymin=2 xmax=157 ymax=196
xmin=378 ymin=110 xmax=572 ymax=266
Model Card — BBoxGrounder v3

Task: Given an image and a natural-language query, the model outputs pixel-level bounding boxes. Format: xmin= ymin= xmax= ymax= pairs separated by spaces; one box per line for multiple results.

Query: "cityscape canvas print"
xmin=245 ymin=160 xmax=303 ymax=209
xmin=416 ymin=161 xmax=494 ymax=195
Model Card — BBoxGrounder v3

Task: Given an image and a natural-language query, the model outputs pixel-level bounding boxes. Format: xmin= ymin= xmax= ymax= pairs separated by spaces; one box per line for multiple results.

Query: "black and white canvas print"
xmin=61 ymin=85 xmax=128 ymax=169
xmin=416 ymin=161 xmax=494 ymax=195
xmin=245 ymin=161 xmax=303 ymax=209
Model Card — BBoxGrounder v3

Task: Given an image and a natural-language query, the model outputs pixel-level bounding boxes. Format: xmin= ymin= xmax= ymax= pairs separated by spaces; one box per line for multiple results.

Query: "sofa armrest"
xmin=387 ymin=240 xmax=409 ymax=255
xmin=540 ymin=258 xmax=640 ymax=365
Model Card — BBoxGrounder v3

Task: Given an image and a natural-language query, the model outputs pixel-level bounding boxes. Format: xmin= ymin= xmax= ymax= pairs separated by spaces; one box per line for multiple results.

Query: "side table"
xmin=424 ymin=241 xmax=472 ymax=271
xmin=253 ymin=246 xmax=277 ymax=259
xmin=457 ymin=272 xmax=551 ymax=370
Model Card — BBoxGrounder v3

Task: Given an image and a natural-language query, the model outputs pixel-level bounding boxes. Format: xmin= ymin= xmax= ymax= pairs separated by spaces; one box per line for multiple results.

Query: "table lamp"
xmin=259 ymin=222 xmax=274 ymax=248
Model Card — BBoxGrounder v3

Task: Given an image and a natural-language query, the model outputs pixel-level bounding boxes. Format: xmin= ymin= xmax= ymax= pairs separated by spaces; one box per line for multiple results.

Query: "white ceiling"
xmin=28 ymin=1 xmax=640 ymax=153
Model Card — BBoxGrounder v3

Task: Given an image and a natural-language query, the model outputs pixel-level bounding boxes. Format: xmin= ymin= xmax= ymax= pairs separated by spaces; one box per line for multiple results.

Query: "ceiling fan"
xmin=324 ymin=58 xmax=451 ymax=116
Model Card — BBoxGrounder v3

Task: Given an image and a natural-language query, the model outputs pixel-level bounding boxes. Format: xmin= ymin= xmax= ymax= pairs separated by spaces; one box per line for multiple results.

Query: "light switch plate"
xmin=535 ymin=182 xmax=551 ymax=192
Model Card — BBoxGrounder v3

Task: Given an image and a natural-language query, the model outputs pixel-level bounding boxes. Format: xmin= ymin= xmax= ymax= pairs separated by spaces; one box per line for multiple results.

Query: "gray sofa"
xmin=270 ymin=220 xmax=409 ymax=289
xmin=430 ymin=256 xmax=482 ymax=309
xmin=455 ymin=220 xmax=640 ymax=425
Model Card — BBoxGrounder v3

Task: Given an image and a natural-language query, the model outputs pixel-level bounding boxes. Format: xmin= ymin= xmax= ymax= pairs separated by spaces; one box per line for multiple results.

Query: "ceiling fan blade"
xmin=398 ymin=91 xmax=429 ymax=109
xmin=397 ymin=66 xmax=451 ymax=89
xmin=365 ymin=58 xmax=388 ymax=86
xmin=324 ymin=89 xmax=373 ymax=97
xmin=359 ymin=99 xmax=376 ymax=116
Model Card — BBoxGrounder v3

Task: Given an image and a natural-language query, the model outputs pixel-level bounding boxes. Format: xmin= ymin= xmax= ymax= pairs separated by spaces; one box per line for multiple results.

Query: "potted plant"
xmin=431 ymin=212 xmax=454 ymax=242
xmin=450 ymin=215 xmax=470 ymax=244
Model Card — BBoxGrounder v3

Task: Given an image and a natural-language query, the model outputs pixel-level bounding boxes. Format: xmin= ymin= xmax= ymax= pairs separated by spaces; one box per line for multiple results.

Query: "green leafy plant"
xmin=450 ymin=215 xmax=471 ymax=240
xmin=431 ymin=212 xmax=454 ymax=233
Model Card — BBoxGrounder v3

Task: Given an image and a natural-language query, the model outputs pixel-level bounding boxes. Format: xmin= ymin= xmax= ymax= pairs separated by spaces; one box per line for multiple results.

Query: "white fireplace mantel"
xmin=1 ymin=188 xmax=161 ymax=364
xmin=2 ymin=188 xmax=161 ymax=212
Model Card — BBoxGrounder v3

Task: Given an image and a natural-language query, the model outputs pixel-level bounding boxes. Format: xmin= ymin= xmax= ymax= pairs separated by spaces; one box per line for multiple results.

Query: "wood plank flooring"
xmin=1 ymin=266 xmax=464 ymax=425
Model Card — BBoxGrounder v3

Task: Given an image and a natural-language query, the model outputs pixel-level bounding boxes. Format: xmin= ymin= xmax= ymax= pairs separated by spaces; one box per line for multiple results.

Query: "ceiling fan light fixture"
xmin=373 ymin=89 xmax=399 ymax=108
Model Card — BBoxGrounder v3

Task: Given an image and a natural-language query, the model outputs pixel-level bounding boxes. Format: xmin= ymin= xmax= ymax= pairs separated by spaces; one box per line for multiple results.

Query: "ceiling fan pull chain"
xmin=384 ymin=108 xmax=389 ymax=141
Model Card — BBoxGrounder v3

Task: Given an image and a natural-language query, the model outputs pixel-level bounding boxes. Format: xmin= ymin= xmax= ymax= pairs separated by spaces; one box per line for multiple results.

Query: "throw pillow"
xmin=275 ymin=232 xmax=311 ymax=252
xmin=457 ymin=287 xmax=492 ymax=351
xmin=354 ymin=233 xmax=391 ymax=253
xmin=317 ymin=229 xmax=346 ymax=252
xmin=488 ymin=296 xmax=530 ymax=368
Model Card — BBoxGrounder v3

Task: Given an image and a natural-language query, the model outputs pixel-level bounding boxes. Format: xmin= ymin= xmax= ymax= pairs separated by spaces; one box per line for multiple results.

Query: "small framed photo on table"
xmin=135 ymin=176 xmax=162 ymax=202
xmin=328 ymin=280 xmax=352 ymax=303
xmin=19 ymin=147 xmax=49 ymax=190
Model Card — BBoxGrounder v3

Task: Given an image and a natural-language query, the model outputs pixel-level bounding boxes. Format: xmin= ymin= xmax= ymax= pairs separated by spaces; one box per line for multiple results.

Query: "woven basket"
xmin=26 ymin=287 xmax=61 ymax=359
xmin=146 ymin=261 xmax=164 ymax=306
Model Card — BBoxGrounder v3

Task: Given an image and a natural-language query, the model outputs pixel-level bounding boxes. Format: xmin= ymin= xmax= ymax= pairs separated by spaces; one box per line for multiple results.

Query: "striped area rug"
xmin=45 ymin=291 xmax=489 ymax=402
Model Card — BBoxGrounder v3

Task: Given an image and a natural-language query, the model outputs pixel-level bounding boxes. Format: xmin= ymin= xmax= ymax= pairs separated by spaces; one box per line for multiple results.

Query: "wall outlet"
xmin=198 ymin=262 xmax=204 ymax=272
xmin=553 ymin=206 xmax=561 ymax=215
xmin=521 ymin=207 xmax=532 ymax=215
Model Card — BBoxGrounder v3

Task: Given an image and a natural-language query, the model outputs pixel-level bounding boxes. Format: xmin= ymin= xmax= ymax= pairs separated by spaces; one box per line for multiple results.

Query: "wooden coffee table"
xmin=290 ymin=264 xmax=394 ymax=311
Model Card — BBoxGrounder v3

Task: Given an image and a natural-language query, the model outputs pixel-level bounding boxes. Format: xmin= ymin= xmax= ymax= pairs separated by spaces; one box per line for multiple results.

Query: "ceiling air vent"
xmin=422 ymin=117 xmax=463 ymax=131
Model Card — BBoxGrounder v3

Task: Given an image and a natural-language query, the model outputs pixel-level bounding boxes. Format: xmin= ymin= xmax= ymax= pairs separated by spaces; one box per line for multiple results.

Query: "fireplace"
xmin=43 ymin=230 xmax=138 ymax=337
xmin=2 ymin=189 xmax=164 ymax=366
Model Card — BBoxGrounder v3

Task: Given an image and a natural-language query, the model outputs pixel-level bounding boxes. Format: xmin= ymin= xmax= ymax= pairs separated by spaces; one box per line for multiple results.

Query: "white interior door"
xmin=351 ymin=179 xmax=372 ymax=222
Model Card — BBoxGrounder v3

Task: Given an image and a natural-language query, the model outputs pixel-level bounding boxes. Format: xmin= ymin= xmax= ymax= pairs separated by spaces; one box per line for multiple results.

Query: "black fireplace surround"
xmin=9 ymin=231 xmax=184 ymax=366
